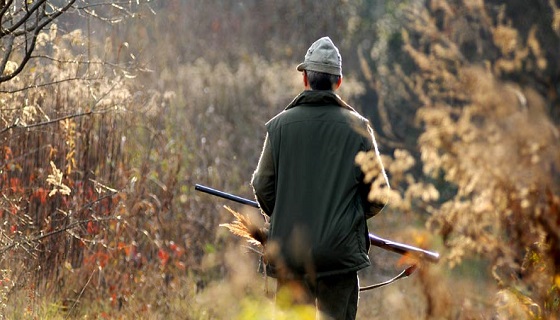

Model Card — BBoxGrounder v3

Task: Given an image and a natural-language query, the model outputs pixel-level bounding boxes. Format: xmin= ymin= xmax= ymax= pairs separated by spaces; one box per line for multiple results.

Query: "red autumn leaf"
xmin=87 ymin=221 xmax=99 ymax=235
xmin=169 ymin=241 xmax=178 ymax=252
xmin=158 ymin=248 xmax=170 ymax=266
xmin=97 ymin=252 xmax=109 ymax=269
xmin=118 ymin=242 xmax=134 ymax=257
xmin=86 ymin=186 xmax=94 ymax=199
xmin=175 ymin=261 xmax=186 ymax=270
xmin=125 ymin=245 xmax=133 ymax=258
xmin=34 ymin=187 xmax=48 ymax=204
xmin=3 ymin=146 xmax=12 ymax=160
xmin=117 ymin=242 xmax=126 ymax=250
xmin=10 ymin=177 xmax=20 ymax=193
xmin=110 ymin=293 xmax=118 ymax=307
xmin=170 ymin=242 xmax=185 ymax=258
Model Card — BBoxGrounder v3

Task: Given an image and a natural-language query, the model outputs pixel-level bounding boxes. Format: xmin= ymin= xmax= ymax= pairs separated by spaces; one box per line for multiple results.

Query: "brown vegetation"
xmin=0 ymin=0 xmax=558 ymax=319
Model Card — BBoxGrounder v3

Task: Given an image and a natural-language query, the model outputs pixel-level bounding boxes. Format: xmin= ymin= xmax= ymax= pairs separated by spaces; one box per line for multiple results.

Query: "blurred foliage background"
xmin=0 ymin=0 xmax=559 ymax=319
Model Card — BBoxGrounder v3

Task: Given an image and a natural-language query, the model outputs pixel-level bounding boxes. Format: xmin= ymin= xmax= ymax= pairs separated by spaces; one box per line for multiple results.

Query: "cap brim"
xmin=295 ymin=62 xmax=342 ymax=76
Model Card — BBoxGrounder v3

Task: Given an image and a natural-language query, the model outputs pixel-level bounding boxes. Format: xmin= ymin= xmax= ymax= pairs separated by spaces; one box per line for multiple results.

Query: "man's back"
xmin=254 ymin=90 xmax=373 ymax=277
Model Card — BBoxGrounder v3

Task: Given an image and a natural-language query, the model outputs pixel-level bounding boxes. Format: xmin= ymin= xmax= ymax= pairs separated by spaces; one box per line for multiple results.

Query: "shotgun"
xmin=195 ymin=184 xmax=440 ymax=263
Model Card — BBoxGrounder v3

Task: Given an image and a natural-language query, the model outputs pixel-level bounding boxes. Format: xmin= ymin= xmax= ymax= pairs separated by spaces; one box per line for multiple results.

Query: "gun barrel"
xmin=195 ymin=183 xmax=440 ymax=263
xmin=195 ymin=184 xmax=259 ymax=208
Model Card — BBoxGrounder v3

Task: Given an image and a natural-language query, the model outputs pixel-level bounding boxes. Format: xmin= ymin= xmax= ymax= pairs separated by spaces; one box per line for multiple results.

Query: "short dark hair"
xmin=305 ymin=70 xmax=341 ymax=90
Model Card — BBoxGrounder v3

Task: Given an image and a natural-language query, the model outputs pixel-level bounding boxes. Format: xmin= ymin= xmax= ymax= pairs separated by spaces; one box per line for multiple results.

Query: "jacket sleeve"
xmin=360 ymin=124 xmax=390 ymax=219
xmin=251 ymin=133 xmax=276 ymax=216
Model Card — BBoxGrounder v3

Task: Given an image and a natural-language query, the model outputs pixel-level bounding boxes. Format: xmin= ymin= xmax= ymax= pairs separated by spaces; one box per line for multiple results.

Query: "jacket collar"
xmin=285 ymin=90 xmax=356 ymax=112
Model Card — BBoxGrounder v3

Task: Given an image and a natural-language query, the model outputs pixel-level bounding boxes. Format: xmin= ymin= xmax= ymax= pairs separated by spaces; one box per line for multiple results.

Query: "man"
xmin=251 ymin=37 xmax=389 ymax=320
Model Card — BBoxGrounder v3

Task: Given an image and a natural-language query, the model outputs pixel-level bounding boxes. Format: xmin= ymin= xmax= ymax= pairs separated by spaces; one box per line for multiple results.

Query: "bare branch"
xmin=0 ymin=107 xmax=113 ymax=135
xmin=0 ymin=75 xmax=102 ymax=93
xmin=0 ymin=0 xmax=76 ymax=82
xmin=0 ymin=0 xmax=15 ymax=26
xmin=0 ymin=0 xmax=154 ymax=84
xmin=0 ymin=28 xmax=39 ymax=82
xmin=0 ymin=32 xmax=14 ymax=72
xmin=2 ymin=0 xmax=48 ymax=36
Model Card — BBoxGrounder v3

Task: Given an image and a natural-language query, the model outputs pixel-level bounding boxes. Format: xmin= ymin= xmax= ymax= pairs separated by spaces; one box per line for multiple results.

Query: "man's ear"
xmin=334 ymin=76 xmax=342 ymax=90
xmin=303 ymin=71 xmax=309 ymax=88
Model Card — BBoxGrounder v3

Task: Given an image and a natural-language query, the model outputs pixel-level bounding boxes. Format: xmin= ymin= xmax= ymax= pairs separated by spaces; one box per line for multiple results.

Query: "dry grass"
xmin=1 ymin=0 xmax=559 ymax=319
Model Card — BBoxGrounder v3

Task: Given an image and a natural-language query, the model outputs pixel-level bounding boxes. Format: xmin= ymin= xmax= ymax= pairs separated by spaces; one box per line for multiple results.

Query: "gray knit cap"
xmin=296 ymin=37 xmax=342 ymax=76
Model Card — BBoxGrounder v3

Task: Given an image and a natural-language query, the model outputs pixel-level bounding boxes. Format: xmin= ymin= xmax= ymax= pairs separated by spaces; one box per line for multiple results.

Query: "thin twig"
xmin=65 ymin=266 xmax=97 ymax=319
xmin=0 ymin=105 xmax=116 ymax=135
xmin=0 ymin=192 xmax=119 ymax=255
xmin=0 ymin=76 xmax=103 ymax=93
xmin=0 ymin=216 xmax=118 ymax=256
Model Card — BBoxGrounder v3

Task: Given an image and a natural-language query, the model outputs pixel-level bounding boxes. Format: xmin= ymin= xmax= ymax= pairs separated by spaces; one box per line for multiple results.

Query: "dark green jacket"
xmin=251 ymin=90 xmax=387 ymax=278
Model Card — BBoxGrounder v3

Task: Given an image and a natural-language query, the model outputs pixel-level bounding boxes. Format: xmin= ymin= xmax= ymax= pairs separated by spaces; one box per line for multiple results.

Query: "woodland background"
xmin=0 ymin=0 xmax=559 ymax=319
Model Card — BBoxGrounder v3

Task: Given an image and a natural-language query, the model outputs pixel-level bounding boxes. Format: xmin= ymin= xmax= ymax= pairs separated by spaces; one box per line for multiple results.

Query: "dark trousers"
xmin=276 ymin=272 xmax=359 ymax=320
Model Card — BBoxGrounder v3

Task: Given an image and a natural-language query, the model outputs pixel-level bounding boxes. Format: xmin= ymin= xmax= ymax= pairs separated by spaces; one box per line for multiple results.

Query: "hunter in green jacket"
xmin=251 ymin=37 xmax=389 ymax=320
